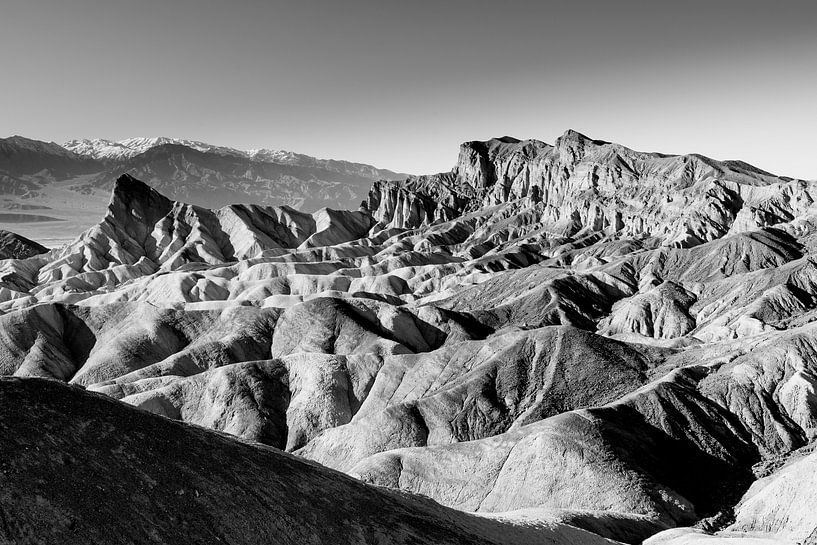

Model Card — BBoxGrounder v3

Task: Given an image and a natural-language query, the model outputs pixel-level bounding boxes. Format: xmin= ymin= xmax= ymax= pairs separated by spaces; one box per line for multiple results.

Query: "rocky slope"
xmin=0 ymin=377 xmax=622 ymax=545
xmin=0 ymin=230 xmax=48 ymax=259
xmin=365 ymin=131 xmax=805 ymax=247
xmin=1 ymin=130 xmax=816 ymax=543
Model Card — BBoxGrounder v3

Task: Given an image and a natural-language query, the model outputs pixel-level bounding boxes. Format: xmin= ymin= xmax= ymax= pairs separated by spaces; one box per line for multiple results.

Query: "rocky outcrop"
xmin=0 ymin=229 xmax=48 ymax=259
xmin=726 ymin=445 xmax=817 ymax=542
xmin=600 ymin=282 xmax=697 ymax=339
xmin=366 ymin=130 xmax=812 ymax=250
xmin=365 ymin=176 xmax=469 ymax=229
xmin=28 ymin=174 xmax=374 ymax=287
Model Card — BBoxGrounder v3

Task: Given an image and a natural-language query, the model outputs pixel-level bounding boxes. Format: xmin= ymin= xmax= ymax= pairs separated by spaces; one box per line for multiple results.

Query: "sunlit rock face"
xmin=3 ymin=131 xmax=817 ymax=544
xmin=367 ymin=130 xmax=811 ymax=248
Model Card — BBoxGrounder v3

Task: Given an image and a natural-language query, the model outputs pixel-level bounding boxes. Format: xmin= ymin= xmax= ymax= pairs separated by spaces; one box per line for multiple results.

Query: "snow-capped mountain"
xmin=63 ymin=137 xmax=245 ymax=162
xmin=64 ymin=137 xmax=406 ymax=181
xmin=0 ymin=136 xmax=103 ymax=180
xmin=70 ymin=142 xmax=400 ymax=210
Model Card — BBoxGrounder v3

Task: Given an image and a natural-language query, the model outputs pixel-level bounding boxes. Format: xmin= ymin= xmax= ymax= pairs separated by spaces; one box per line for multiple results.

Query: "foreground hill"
xmin=0 ymin=377 xmax=618 ymax=545
xmin=1 ymin=130 xmax=816 ymax=543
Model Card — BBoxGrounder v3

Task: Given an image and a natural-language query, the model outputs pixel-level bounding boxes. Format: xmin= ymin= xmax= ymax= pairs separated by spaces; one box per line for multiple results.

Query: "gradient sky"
xmin=1 ymin=0 xmax=815 ymax=178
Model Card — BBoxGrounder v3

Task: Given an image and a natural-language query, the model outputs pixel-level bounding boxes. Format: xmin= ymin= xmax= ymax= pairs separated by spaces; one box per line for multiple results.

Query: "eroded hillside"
xmin=1 ymin=131 xmax=815 ymax=544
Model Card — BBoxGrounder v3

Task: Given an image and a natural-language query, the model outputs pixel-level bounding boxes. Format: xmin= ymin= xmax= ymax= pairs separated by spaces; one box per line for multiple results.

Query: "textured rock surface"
xmin=0 ymin=229 xmax=48 ymax=259
xmin=644 ymin=528 xmax=788 ymax=544
xmin=349 ymin=362 xmax=758 ymax=525
xmin=725 ymin=444 xmax=817 ymax=543
xmin=366 ymin=131 xmax=810 ymax=248
xmin=2 ymin=131 xmax=817 ymax=543
xmin=298 ymin=326 xmax=655 ymax=472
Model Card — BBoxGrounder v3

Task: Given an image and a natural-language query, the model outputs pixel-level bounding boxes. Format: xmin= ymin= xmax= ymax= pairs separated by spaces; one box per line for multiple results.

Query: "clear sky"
xmin=1 ymin=0 xmax=815 ymax=178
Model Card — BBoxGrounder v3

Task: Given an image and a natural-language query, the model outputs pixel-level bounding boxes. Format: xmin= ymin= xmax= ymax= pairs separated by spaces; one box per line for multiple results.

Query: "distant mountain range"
xmin=0 ymin=135 xmax=406 ymax=246
xmin=0 ymin=135 xmax=406 ymax=211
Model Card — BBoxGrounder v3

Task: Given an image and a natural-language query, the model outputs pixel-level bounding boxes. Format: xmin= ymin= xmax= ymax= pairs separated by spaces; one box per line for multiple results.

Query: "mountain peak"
xmin=111 ymin=173 xmax=169 ymax=203
xmin=0 ymin=230 xmax=48 ymax=259
xmin=1 ymin=135 xmax=74 ymax=157
xmin=63 ymin=137 xmax=216 ymax=161
xmin=108 ymin=174 xmax=174 ymax=227
xmin=491 ymin=136 xmax=522 ymax=144
xmin=556 ymin=128 xmax=591 ymax=145
xmin=112 ymin=173 xmax=152 ymax=193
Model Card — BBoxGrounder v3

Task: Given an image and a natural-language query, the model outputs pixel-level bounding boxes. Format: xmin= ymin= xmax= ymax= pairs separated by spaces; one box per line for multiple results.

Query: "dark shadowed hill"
xmin=0 ymin=377 xmax=618 ymax=545
xmin=0 ymin=229 xmax=48 ymax=259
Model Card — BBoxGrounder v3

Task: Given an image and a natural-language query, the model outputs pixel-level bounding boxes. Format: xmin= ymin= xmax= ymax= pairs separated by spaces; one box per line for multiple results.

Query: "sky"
xmin=1 ymin=0 xmax=815 ymax=178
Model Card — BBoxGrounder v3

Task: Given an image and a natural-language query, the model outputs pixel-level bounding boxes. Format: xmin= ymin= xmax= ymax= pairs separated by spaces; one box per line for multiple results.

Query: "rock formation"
xmin=1 ymin=130 xmax=816 ymax=543
xmin=0 ymin=229 xmax=48 ymax=259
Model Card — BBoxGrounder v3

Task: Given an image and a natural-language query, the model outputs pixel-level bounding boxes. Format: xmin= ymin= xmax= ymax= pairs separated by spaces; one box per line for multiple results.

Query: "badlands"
xmin=0 ymin=130 xmax=816 ymax=544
